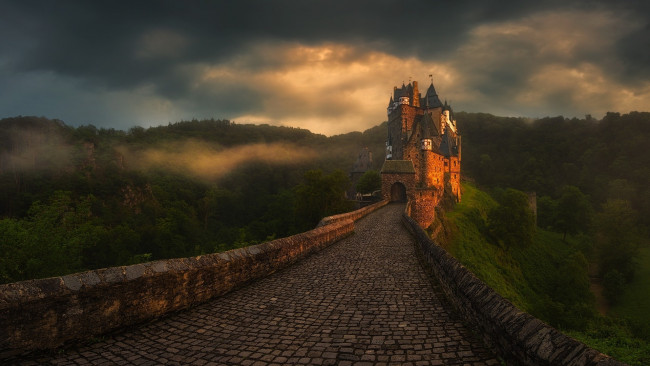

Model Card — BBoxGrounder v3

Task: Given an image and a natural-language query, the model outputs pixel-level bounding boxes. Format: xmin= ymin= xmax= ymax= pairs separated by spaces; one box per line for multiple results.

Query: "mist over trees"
xmin=1 ymin=111 xmax=649 ymax=291
xmin=0 ymin=116 xmax=385 ymax=284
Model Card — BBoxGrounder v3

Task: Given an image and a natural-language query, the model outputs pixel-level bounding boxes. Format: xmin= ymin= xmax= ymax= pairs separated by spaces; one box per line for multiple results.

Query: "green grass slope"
xmin=444 ymin=182 xmax=650 ymax=365
xmin=610 ymin=246 xmax=650 ymax=339
xmin=444 ymin=183 xmax=531 ymax=310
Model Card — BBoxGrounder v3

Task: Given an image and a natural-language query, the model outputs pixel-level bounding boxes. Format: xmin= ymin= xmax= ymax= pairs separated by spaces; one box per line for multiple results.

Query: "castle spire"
xmin=425 ymin=80 xmax=442 ymax=108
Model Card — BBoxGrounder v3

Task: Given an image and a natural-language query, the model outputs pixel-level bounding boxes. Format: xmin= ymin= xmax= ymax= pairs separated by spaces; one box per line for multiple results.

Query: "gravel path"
xmin=22 ymin=203 xmax=499 ymax=365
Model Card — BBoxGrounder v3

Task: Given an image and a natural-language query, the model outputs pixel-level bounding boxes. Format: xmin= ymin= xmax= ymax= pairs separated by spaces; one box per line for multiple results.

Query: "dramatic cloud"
xmin=0 ymin=1 xmax=648 ymax=135
xmin=444 ymin=9 xmax=650 ymax=117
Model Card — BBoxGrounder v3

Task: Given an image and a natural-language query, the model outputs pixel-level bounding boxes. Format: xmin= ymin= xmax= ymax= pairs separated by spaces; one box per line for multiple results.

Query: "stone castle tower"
xmin=380 ymin=79 xmax=461 ymax=228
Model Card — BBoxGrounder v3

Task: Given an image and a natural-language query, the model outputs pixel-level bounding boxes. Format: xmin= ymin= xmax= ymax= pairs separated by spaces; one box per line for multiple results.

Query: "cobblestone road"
xmin=23 ymin=204 xmax=499 ymax=365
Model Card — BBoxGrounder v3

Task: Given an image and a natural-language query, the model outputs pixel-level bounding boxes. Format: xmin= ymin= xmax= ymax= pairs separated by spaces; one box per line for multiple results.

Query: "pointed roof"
xmin=420 ymin=113 xmax=442 ymax=138
xmin=439 ymin=130 xmax=459 ymax=158
xmin=388 ymin=96 xmax=394 ymax=108
xmin=425 ymin=82 xmax=443 ymax=108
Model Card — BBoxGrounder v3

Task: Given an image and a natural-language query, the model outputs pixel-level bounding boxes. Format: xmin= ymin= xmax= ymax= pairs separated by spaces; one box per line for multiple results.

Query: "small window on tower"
xmin=421 ymin=139 xmax=432 ymax=151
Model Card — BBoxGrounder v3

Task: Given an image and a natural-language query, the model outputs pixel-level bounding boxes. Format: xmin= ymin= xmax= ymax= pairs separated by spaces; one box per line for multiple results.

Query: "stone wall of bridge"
xmin=402 ymin=212 xmax=626 ymax=366
xmin=316 ymin=199 xmax=388 ymax=227
xmin=0 ymin=200 xmax=388 ymax=358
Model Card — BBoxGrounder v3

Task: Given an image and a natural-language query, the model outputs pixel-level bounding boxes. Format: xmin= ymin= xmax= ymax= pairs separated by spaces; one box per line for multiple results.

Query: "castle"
xmin=380 ymin=79 xmax=461 ymax=228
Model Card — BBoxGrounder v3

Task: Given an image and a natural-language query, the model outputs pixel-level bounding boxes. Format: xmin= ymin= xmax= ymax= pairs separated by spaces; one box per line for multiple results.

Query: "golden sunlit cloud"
xmin=37 ymin=9 xmax=645 ymax=135
xmin=193 ymin=43 xmax=456 ymax=135
xmin=2 ymin=3 xmax=648 ymax=134
xmin=447 ymin=9 xmax=650 ymax=116
xmin=186 ymin=8 xmax=648 ymax=135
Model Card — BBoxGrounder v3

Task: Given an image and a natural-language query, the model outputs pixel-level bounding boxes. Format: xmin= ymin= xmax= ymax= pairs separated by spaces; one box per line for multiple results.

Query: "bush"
xmin=356 ymin=170 xmax=381 ymax=194
xmin=603 ymin=269 xmax=626 ymax=305
xmin=487 ymin=188 xmax=536 ymax=247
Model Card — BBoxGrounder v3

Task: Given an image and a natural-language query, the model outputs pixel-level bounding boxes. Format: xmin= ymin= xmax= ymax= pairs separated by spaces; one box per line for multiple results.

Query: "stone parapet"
xmin=317 ymin=200 xmax=388 ymax=227
xmin=402 ymin=212 xmax=627 ymax=366
xmin=0 ymin=217 xmax=358 ymax=357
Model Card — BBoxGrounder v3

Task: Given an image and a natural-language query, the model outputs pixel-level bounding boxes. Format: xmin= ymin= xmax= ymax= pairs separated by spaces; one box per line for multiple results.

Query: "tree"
xmin=555 ymin=186 xmax=592 ymax=240
xmin=487 ymin=188 xmax=536 ymax=247
xmin=294 ymin=169 xmax=352 ymax=229
xmin=356 ymin=170 xmax=381 ymax=194
xmin=537 ymin=195 xmax=557 ymax=230
xmin=0 ymin=191 xmax=105 ymax=283
xmin=595 ymin=199 xmax=640 ymax=281
xmin=602 ymin=269 xmax=625 ymax=304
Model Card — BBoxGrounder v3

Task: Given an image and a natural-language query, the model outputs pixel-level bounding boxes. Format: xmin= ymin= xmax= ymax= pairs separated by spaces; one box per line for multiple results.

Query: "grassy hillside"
xmin=444 ymin=183 xmax=531 ymax=309
xmin=445 ymin=182 xmax=650 ymax=365
xmin=610 ymin=246 xmax=650 ymax=339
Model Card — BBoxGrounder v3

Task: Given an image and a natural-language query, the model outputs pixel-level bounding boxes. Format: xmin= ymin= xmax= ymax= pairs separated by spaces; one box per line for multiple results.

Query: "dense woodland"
xmin=457 ymin=111 xmax=650 ymax=291
xmin=1 ymin=112 xmax=649 ymax=286
xmin=1 ymin=111 xmax=649 ymax=362
xmin=0 ymin=116 xmax=385 ymax=284
xmin=451 ymin=111 xmax=650 ymax=365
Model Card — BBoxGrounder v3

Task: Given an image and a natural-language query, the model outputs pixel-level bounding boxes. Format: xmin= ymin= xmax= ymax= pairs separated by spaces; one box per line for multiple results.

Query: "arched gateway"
xmin=380 ymin=160 xmax=415 ymax=203
xmin=390 ymin=182 xmax=407 ymax=202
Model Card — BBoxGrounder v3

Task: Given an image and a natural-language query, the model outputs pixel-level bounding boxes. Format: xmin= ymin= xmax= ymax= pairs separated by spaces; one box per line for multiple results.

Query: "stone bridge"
xmin=1 ymin=203 xmax=625 ymax=365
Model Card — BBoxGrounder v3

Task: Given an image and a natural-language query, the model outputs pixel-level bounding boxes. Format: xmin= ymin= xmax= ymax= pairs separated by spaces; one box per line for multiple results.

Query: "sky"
xmin=1 ymin=0 xmax=649 ymax=136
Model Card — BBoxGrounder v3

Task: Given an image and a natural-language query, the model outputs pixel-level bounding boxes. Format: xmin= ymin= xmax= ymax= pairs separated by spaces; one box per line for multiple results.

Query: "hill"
xmin=0 ymin=116 xmax=387 ymax=284
xmin=456 ymin=111 xmax=650 ymax=229
xmin=445 ymin=182 xmax=650 ymax=365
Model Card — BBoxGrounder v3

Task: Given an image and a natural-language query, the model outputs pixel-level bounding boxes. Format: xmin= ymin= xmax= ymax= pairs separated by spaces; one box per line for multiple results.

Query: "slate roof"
xmin=425 ymin=83 xmax=443 ymax=108
xmin=420 ymin=113 xmax=441 ymax=138
xmin=381 ymin=160 xmax=416 ymax=174
xmin=439 ymin=131 xmax=459 ymax=158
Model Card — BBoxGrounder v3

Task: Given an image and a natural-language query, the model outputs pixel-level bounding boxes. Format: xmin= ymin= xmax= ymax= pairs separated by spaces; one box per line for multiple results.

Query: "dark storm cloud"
xmin=0 ymin=0 xmax=648 ymax=134
xmin=2 ymin=0 xmax=578 ymax=89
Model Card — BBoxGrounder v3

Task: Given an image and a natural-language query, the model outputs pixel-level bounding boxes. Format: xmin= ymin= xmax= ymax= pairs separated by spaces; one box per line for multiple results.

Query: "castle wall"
xmin=402 ymin=212 xmax=626 ymax=366
xmin=411 ymin=188 xmax=442 ymax=228
xmin=448 ymin=156 xmax=461 ymax=201
xmin=388 ymin=105 xmax=419 ymax=160
xmin=0 ymin=202 xmax=388 ymax=356
xmin=423 ymin=151 xmax=445 ymax=189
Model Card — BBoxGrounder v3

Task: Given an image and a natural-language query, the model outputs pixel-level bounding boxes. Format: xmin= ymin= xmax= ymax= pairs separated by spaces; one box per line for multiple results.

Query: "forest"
xmin=1 ymin=112 xmax=649 ymax=364
xmin=0 ymin=116 xmax=385 ymax=284
xmin=2 ymin=112 xmax=649 ymax=286
xmin=457 ymin=111 xmax=650 ymax=291
xmin=451 ymin=111 xmax=650 ymax=365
